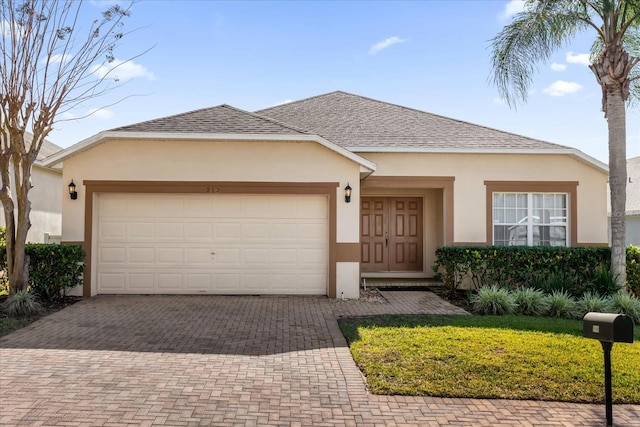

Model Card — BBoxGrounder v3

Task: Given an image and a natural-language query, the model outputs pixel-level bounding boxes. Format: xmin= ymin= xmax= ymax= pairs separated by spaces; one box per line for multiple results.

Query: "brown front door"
xmin=361 ymin=197 xmax=423 ymax=272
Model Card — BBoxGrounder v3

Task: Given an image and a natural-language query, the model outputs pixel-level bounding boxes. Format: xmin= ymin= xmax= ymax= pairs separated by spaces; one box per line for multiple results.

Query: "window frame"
xmin=484 ymin=181 xmax=578 ymax=247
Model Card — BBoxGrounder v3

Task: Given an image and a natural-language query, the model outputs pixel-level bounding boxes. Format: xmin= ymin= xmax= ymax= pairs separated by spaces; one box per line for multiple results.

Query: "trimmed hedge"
xmin=0 ymin=244 xmax=85 ymax=302
xmin=433 ymin=246 xmax=640 ymax=297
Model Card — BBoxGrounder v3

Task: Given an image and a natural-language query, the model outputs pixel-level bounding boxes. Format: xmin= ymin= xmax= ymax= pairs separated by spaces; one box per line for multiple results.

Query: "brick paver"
xmin=1 ymin=292 xmax=638 ymax=426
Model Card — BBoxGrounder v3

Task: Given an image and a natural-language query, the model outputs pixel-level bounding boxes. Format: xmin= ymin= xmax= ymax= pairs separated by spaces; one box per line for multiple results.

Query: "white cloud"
xmin=369 ymin=36 xmax=407 ymax=55
xmin=550 ymin=62 xmax=567 ymax=71
xmin=91 ymin=59 xmax=155 ymax=82
xmin=566 ymin=51 xmax=590 ymax=65
xmin=501 ymin=0 xmax=526 ymax=20
xmin=87 ymin=108 xmax=114 ymax=119
xmin=543 ymin=80 xmax=582 ymax=96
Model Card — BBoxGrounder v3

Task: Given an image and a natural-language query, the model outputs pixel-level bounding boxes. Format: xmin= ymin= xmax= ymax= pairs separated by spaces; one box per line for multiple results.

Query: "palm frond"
xmin=490 ymin=1 xmax=592 ymax=107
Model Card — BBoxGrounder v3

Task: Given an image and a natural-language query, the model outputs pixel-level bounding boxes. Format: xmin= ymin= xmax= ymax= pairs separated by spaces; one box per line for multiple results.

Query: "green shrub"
xmin=585 ymin=265 xmax=621 ymax=296
xmin=609 ymin=292 xmax=640 ymax=325
xmin=534 ymin=270 xmax=577 ymax=296
xmin=433 ymin=246 xmax=610 ymax=294
xmin=576 ymin=292 xmax=613 ymax=318
xmin=471 ymin=285 xmax=516 ymax=315
xmin=0 ymin=226 xmax=5 ymax=245
xmin=2 ymin=289 xmax=42 ymax=316
xmin=627 ymin=245 xmax=640 ymax=298
xmin=513 ymin=287 xmax=549 ymax=316
xmin=0 ymin=244 xmax=85 ymax=303
xmin=546 ymin=290 xmax=578 ymax=319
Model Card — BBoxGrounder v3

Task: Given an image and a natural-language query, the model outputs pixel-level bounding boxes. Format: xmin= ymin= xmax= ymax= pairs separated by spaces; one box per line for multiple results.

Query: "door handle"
xmin=385 ymin=232 xmax=388 ymax=247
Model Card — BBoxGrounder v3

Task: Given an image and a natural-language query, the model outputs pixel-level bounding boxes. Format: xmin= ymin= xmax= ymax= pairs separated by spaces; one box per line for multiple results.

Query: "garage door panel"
xmin=185 ymin=248 xmax=214 ymax=264
xmin=129 ymin=222 xmax=155 ymax=239
xmin=244 ymin=223 xmax=270 ymax=240
xmin=129 ymin=273 xmax=154 ymax=290
xmin=215 ymin=223 xmax=241 ymax=239
xmin=157 ymin=248 xmax=183 ymax=264
xmin=158 ymin=273 xmax=181 ymax=289
xmin=99 ymin=247 xmax=126 ymax=264
xmin=100 ymin=221 xmax=126 ymax=240
xmin=97 ymin=193 xmax=328 ymax=295
xmin=186 ymin=222 xmax=213 ymax=240
xmin=99 ymin=272 xmax=126 ymax=290
xmin=127 ymin=199 xmax=157 ymax=217
xmin=128 ymin=247 xmax=155 ymax=264
xmin=185 ymin=273 xmax=212 ymax=290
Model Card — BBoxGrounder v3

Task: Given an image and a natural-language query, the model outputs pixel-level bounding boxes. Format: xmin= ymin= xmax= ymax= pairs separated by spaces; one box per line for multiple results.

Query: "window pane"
xmin=494 ymin=208 xmax=504 ymax=223
xmin=508 ymin=225 xmax=527 ymax=246
xmin=533 ymin=225 xmax=566 ymax=246
xmin=506 ymin=193 xmax=517 ymax=208
xmin=494 ymin=193 xmax=504 ymax=207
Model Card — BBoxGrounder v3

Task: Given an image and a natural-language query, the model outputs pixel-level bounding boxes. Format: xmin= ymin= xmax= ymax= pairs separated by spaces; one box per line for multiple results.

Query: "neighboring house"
xmin=43 ymin=91 xmax=609 ymax=298
xmin=608 ymin=156 xmax=640 ymax=245
xmin=0 ymin=135 xmax=63 ymax=243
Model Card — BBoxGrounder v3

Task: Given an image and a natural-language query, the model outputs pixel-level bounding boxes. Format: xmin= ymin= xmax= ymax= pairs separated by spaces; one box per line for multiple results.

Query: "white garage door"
xmin=96 ymin=193 xmax=328 ymax=295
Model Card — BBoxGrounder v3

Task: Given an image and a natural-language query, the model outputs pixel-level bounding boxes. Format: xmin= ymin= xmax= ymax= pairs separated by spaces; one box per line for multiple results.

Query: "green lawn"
xmin=339 ymin=315 xmax=640 ymax=403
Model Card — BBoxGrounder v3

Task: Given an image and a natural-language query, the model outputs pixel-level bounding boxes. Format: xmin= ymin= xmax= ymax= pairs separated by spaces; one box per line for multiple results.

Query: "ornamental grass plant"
xmin=470 ymin=285 xmax=516 ymax=315
xmin=512 ymin=287 xmax=549 ymax=316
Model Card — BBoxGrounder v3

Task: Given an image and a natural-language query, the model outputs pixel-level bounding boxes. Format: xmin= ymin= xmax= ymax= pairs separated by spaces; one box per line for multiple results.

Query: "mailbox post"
xmin=583 ymin=312 xmax=634 ymax=427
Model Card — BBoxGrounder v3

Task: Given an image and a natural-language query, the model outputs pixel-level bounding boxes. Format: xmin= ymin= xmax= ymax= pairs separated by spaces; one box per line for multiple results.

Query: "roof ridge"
xmin=108 ymin=104 xmax=228 ymax=131
xmin=219 ymin=104 xmax=313 ymax=135
xmin=256 ymin=91 xmax=346 ymax=113
xmin=336 ymin=91 xmax=569 ymax=149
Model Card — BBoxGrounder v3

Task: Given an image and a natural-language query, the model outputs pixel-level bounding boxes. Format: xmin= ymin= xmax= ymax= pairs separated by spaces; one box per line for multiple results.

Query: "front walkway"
xmin=0 ymin=292 xmax=638 ymax=426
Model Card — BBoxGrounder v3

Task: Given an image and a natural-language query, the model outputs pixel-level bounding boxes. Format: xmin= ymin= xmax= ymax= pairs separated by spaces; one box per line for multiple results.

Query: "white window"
xmin=493 ymin=192 xmax=568 ymax=246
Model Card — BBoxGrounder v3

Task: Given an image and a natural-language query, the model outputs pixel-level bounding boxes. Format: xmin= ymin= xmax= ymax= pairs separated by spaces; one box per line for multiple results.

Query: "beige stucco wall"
xmin=62 ymin=137 xmax=364 ymax=297
xmin=0 ymin=165 xmax=62 ymax=243
xmin=62 ymin=138 xmax=362 ymax=244
xmin=359 ymin=152 xmax=608 ymax=246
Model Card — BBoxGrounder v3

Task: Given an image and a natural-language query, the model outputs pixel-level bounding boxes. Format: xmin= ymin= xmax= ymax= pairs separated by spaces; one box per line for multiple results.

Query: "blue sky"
xmin=49 ymin=0 xmax=639 ymax=163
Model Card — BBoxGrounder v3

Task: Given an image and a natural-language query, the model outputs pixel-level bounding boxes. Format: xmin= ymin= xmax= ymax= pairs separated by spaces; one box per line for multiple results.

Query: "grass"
xmin=339 ymin=314 xmax=640 ymax=403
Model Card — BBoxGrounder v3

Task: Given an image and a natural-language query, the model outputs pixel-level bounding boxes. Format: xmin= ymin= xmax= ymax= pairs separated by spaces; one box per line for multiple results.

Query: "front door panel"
xmin=361 ymin=197 xmax=423 ymax=272
xmin=361 ymin=198 xmax=388 ymax=272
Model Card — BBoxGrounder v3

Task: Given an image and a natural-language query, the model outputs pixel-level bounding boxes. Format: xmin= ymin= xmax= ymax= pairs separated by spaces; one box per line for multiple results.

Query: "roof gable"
xmin=257 ymin=91 xmax=568 ymax=151
xmin=111 ymin=104 xmax=309 ymax=136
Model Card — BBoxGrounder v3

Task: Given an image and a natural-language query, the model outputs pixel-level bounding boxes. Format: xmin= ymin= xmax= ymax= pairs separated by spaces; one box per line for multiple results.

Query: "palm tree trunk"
xmin=606 ymin=89 xmax=627 ymax=290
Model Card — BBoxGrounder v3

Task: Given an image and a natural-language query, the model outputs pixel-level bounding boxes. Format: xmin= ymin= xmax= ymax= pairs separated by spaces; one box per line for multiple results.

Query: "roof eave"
xmin=346 ymin=147 xmax=608 ymax=174
xmin=42 ymin=131 xmax=377 ymax=173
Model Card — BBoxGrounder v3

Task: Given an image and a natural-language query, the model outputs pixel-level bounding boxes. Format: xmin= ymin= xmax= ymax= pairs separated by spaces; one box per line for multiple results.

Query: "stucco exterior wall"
xmin=62 ymin=138 xmax=361 ymax=244
xmin=0 ymin=165 xmax=62 ymax=243
xmin=359 ymin=152 xmax=608 ymax=246
xmin=61 ymin=138 xmax=363 ymax=298
xmin=624 ymin=215 xmax=640 ymax=246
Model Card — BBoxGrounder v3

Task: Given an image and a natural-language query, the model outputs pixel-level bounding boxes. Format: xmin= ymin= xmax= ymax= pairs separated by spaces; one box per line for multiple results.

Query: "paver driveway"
xmin=1 ymin=292 xmax=639 ymax=426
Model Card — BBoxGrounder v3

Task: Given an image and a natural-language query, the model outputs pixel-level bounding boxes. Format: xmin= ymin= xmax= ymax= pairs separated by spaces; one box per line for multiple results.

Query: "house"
xmin=43 ymin=91 xmax=609 ymax=298
xmin=0 ymin=135 xmax=63 ymax=243
xmin=608 ymin=156 xmax=640 ymax=245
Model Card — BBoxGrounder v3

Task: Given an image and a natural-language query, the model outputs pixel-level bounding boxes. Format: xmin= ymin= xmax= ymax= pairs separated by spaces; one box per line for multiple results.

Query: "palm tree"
xmin=491 ymin=0 xmax=639 ymax=289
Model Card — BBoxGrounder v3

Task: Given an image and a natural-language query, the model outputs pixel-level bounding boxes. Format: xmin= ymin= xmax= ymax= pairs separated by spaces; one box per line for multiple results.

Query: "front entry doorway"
xmin=361 ymin=197 xmax=423 ymax=272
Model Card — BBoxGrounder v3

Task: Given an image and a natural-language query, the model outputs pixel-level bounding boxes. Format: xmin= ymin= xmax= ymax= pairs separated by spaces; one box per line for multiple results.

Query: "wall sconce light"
xmin=344 ymin=183 xmax=352 ymax=203
xmin=68 ymin=180 xmax=78 ymax=200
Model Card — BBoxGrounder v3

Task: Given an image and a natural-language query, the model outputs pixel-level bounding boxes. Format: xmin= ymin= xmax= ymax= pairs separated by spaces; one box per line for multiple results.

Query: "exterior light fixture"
xmin=68 ymin=180 xmax=78 ymax=200
xmin=344 ymin=183 xmax=352 ymax=203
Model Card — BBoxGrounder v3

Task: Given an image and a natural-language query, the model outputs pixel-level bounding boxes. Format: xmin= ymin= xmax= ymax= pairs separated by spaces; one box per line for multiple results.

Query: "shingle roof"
xmin=110 ymin=104 xmax=309 ymax=136
xmin=256 ymin=91 xmax=568 ymax=150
